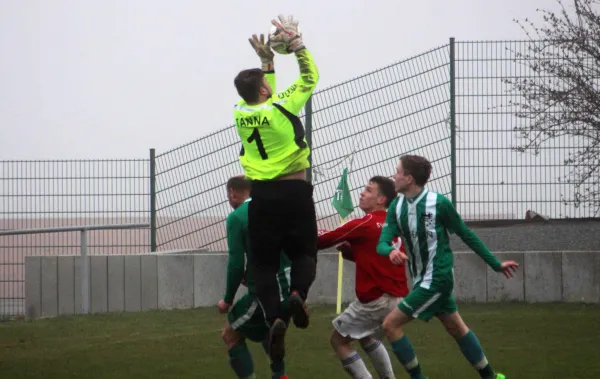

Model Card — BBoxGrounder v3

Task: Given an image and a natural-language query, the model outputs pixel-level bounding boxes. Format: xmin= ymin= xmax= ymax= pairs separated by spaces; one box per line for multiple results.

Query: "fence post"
xmin=305 ymin=96 xmax=313 ymax=184
xmin=81 ymin=229 xmax=89 ymax=314
xmin=149 ymin=148 xmax=157 ymax=252
xmin=449 ymin=37 xmax=457 ymax=207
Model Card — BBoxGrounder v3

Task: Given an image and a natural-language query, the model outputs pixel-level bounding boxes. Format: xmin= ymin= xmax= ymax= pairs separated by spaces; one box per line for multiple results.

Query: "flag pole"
xmin=332 ymin=167 xmax=353 ymax=315
xmin=336 ymin=219 xmax=345 ymax=314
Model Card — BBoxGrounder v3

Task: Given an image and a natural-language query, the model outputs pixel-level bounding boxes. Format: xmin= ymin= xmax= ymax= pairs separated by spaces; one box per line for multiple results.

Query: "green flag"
xmin=332 ymin=168 xmax=354 ymax=219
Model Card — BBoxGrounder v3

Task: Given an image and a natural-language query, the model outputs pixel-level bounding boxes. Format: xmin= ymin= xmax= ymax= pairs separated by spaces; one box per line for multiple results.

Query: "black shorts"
xmin=247 ymin=179 xmax=318 ymax=264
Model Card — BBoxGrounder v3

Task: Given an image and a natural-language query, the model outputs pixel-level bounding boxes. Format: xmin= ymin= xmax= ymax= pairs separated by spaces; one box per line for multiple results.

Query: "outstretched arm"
xmin=439 ymin=197 xmax=503 ymax=271
xmin=317 ymin=216 xmax=370 ymax=250
xmin=269 ymin=14 xmax=319 ymax=115
xmin=273 ymin=49 xmax=319 ymax=115
xmin=265 ymin=71 xmax=276 ymax=93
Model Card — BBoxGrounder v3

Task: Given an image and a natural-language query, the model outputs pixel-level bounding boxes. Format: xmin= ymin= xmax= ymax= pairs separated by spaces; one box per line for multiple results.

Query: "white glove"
xmin=249 ymin=33 xmax=275 ymax=71
xmin=270 ymin=14 xmax=305 ymax=52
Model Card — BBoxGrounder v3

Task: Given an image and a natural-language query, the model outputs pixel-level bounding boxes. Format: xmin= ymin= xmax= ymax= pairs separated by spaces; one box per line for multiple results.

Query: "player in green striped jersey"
xmin=376 ymin=155 xmax=519 ymax=379
xmin=218 ymin=176 xmax=291 ymax=379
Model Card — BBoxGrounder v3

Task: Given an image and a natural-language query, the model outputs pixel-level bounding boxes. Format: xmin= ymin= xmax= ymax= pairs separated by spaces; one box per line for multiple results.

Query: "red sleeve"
xmin=317 ymin=215 xmax=372 ymax=249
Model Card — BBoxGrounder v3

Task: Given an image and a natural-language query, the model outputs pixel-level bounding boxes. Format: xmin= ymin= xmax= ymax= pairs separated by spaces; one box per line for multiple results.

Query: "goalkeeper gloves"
xmin=270 ymin=14 xmax=305 ymax=53
xmin=249 ymin=33 xmax=275 ymax=71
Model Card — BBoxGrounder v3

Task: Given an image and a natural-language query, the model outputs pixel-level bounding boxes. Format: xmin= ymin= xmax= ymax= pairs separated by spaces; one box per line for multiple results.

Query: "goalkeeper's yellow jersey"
xmin=233 ymin=48 xmax=319 ymax=181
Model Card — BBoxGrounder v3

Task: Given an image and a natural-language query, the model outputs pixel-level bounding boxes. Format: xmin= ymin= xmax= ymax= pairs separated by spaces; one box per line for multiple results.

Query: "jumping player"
xmin=233 ymin=14 xmax=320 ymax=361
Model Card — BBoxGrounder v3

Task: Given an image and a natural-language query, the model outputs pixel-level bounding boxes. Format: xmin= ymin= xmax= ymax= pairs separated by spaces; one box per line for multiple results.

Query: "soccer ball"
xmin=268 ymin=24 xmax=301 ymax=55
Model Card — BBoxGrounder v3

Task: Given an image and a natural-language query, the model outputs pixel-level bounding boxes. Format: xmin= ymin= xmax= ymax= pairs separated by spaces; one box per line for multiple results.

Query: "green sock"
xmin=262 ymin=337 xmax=286 ymax=378
xmin=228 ymin=342 xmax=255 ymax=379
xmin=457 ymin=330 xmax=495 ymax=379
xmin=390 ymin=335 xmax=425 ymax=379
xmin=270 ymin=360 xmax=285 ymax=379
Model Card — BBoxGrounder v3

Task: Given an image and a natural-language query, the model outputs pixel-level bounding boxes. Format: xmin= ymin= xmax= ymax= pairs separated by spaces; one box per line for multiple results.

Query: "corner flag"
xmin=331 ymin=168 xmax=354 ymax=219
xmin=331 ymin=168 xmax=354 ymax=314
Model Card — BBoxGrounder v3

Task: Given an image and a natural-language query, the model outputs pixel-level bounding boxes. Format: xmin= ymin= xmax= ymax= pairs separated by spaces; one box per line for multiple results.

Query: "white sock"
xmin=361 ymin=339 xmax=396 ymax=379
xmin=341 ymin=351 xmax=373 ymax=379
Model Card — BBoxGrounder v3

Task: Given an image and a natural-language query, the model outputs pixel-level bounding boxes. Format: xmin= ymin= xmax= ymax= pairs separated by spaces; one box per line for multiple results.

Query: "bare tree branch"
xmin=502 ymin=0 xmax=600 ymax=215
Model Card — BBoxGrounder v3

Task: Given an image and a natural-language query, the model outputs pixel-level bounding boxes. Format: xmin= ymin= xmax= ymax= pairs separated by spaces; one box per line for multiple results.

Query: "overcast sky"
xmin=0 ymin=0 xmax=560 ymax=160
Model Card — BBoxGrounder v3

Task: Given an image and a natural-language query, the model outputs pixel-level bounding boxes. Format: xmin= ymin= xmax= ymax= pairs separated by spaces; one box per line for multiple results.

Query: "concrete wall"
xmin=452 ymin=219 xmax=600 ymax=252
xmin=24 ymin=251 xmax=600 ymax=319
xmin=7 ymin=218 xmax=599 ymax=303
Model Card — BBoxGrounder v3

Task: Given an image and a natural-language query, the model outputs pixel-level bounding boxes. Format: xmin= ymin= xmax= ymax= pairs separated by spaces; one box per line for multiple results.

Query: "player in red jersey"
xmin=317 ymin=176 xmax=409 ymax=379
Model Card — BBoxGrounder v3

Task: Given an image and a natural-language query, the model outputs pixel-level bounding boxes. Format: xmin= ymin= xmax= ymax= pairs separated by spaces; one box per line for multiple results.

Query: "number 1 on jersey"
xmin=247 ymin=128 xmax=268 ymax=160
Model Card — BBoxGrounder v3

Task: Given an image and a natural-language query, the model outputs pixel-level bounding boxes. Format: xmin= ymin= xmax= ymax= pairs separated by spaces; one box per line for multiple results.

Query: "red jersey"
xmin=317 ymin=210 xmax=409 ymax=303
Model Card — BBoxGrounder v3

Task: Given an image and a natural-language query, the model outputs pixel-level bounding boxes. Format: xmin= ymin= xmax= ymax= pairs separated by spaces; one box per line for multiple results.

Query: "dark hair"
xmin=400 ymin=155 xmax=432 ymax=187
xmin=226 ymin=175 xmax=251 ymax=192
xmin=369 ymin=176 xmax=396 ymax=208
xmin=234 ymin=69 xmax=264 ymax=103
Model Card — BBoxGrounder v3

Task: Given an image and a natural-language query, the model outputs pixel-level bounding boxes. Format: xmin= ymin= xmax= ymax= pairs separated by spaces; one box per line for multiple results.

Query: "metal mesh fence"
xmin=2 ymin=38 xmax=598 ymax=316
xmin=454 ymin=40 xmax=598 ymax=219
xmin=153 ymin=44 xmax=453 ymax=250
xmin=310 ymin=44 xmax=452 ymax=230
xmin=0 ymin=159 xmax=150 ymax=317
xmin=153 ymin=39 xmax=599 ymax=249
xmin=153 ymin=127 xmax=244 ymax=251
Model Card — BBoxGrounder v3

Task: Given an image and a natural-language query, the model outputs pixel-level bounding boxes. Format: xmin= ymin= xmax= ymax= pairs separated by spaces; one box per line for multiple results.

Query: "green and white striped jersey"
xmin=377 ymin=189 xmax=501 ymax=291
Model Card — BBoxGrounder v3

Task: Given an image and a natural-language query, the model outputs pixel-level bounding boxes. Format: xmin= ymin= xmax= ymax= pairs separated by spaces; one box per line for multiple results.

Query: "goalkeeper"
xmin=218 ymin=175 xmax=291 ymax=379
xmin=232 ymin=14 xmax=319 ymax=362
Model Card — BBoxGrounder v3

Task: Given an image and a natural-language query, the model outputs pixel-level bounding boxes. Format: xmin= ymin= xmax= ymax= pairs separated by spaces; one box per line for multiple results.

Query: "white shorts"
xmin=332 ymin=293 xmax=402 ymax=340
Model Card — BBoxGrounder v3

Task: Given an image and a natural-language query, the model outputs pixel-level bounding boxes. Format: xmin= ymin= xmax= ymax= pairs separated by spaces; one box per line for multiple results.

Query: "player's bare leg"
xmin=359 ymin=337 xmax=396 ymax=379
xmin=222 ymin=321 xmax=256 ymax=379
xmin=382 ymin=308 xmax=426 ymax=379
xmin=437 ymin=312 xmax=505 ymax=379
xmin=330 ymin=330 xmax=373 ymax=379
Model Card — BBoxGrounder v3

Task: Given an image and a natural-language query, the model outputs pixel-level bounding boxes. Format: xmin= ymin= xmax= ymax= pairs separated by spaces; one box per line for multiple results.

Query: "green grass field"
xmin=1 ymin=303 xmax=599 ymax=378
